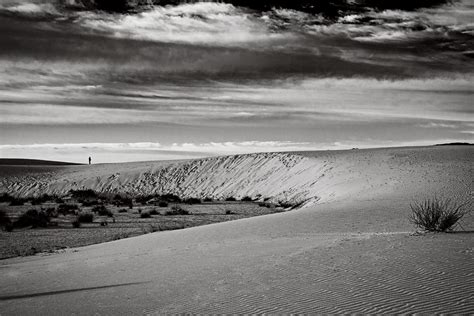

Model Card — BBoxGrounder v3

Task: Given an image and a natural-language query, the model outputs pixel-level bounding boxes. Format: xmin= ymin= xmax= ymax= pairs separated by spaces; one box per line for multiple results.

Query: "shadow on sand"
xmin=0 ymin=281 xmax=147 ymax=301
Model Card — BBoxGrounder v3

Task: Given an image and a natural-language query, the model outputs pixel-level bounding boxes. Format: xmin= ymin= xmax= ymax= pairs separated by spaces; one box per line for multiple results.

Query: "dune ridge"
xmin=1 ymin=146 xmax=473 ymax=208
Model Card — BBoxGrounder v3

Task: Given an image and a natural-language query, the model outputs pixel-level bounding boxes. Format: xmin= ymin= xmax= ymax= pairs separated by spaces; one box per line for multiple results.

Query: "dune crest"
xmin=1 ymin=146 xmax=472 ymax=207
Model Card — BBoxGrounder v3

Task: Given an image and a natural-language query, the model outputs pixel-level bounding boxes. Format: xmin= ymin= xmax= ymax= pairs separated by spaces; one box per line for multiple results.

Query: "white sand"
xmin=0 ymin=145 xmax=473 ymax=314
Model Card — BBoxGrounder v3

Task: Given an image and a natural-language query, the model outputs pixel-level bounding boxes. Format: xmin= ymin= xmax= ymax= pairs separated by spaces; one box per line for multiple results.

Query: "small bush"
xmin=241 ymin=196 xmax=253 ymax=202
xmin=203 ymin=197 xmax=213 ymax=202
xmin=30 ymin=194 xmax=54 ymax=205
xmin=9 ymin=198 xmax=25 ymax=206
xmin=165 ymin=206 xmax=189 ymax=216
xmin=70 ymin=189 xmax=97 ymax=200
xmin=77 ymin=213 xmax=94 ymax=223
xmin=55 ymin=197 xmax=65 ymax=204
xmin=184 ymin=197 xmax=201 ymax=204
xmin=15 ymin=209 xmax=50 ymax=228
xmin=140 ymin=212 xmax=151 ymax=218
xmin=81 ymin=200 xmax=100 ymax=207
xmin=5 ymin=223 xmax=14 ymax=232
xmin=42 ymin=207 xmax=58 ymax=218
xmin=135 ymin=195 xmax=154 ymax=205
xmin=158 ymin=201 xmax=168 ymax=207
xmin=72 ymin=220 xmax=81 ymax=228
xmin=118 ymin=208 xmax=128 ymax=213
xmin=92 ymin=205 xmax=113 ymax=217
xmin=225 ymin=210 xmax=235 ymax=215
xmin=149 ymin=209 xmax=160 ymax=215
xmin=409 ymin=197 xmax=471 ymax=232
xmin=225 ymin=196 xmax=237 ymax=202
xmin=0 ymin=193 xmax=13 ymax=203
xmin=58 ymin=203 xmax=79 ymax=215
xmin=160 ymin=194 xmax=181 ymax=203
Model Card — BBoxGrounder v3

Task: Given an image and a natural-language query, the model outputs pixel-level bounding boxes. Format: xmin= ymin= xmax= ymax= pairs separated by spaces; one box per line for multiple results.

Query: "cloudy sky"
xmin=0 ymin=0 xmax=473 ymax=163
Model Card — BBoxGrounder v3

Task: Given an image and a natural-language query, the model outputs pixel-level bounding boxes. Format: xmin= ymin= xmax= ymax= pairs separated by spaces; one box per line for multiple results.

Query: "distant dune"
xmin=0 ymin=145 xmax=473 ymax=314
xmin=0 ymin=159 xmax=81 ymax=166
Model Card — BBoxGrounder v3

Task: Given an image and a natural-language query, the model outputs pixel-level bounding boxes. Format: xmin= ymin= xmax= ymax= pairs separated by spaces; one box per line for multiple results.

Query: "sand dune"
xmin=0 ymin=145 xmax=473 ymax=314
xmin=1 ymin=146 xmax=472 ymax=207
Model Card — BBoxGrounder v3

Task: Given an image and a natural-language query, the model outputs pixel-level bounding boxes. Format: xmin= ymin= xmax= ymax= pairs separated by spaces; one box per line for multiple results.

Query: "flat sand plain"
xmin=0 ymin=145 xmax=473 ymax=314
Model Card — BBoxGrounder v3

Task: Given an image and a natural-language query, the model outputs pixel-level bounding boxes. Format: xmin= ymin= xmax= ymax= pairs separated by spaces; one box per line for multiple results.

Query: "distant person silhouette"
xmin=89 ymin=156 xmax=91 ymax=165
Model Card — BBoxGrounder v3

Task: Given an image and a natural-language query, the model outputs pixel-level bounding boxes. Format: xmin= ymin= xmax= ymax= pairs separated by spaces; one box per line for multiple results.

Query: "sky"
xmin=0 ymin=0 xmax=473 ymax=163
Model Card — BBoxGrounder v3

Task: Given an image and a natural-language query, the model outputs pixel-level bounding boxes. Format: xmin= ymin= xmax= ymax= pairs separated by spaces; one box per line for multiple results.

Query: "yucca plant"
xmin=409 ymin=197 xmax=471 ymax=232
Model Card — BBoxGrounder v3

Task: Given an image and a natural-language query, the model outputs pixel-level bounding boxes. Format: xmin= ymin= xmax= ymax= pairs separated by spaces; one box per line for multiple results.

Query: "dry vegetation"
xmin=0 ymin=191 xmax=292 ymax=259
xmin=409 ymin=197 xmax=471 ymax=232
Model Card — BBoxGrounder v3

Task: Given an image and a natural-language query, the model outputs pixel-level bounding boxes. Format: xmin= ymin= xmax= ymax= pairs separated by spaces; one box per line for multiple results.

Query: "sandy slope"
xmin=1 ymin=146 xmax=473 ymax=207
xmin=0 ymin=145 xmax=473 ymax=314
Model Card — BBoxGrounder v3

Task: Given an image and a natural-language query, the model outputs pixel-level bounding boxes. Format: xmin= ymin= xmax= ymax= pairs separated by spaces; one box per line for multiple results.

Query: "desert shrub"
xmin=184 ymin=197 xmax=201 ymax=204
xmin=92 ymin=205 xmax=113 ymax=217
xmin=0 ymin=209 xmax=12 ymax=228
xmin=70 ymin=189 xmax=97 ymax=200
xmin=135 ymin=195 xmax=154 ymax=205
xmin=77 ymin=213 xmax=94 ymax=223
xmin=225 ymin=210 xmax=235 ymax=215
xmin=258 ymin=202 xmax=268 ymax=207
xmin=5 ymin=223 xmax=14 ymax=232
xmin=72 ymin=220 xmax=81 ymax=228
xmin=81 ymin=199 xmax=100 ymax=207
xmin=100 ymin=220 xmax=108 ymax=226
xmin=203 ymin=197 xmax=213 ymax=202
xmin=114 ymin=196 xmax=133 ymax=208
xmin=225 ymin=196 xmax=237 ymax=202
xmin=278 ymin=201 xmax=295 ymax=208
xmin=140 ymin=212 xmax=151 ymax=218
xmin=15 ymin=209 xmax=50 ymax=228
xmin=241 ymin=196 xmax=253 ymax=202
xmin=30 ymin=194 xmax=54 ymax=205
xmin=165 ymin=206 xmax=189 ymax=216
xmin=409 ymin=197 xmax=471 ymax=232
xmin=0 ymin=193 xmax=13 ymax=203
xmin=58 ymin=203 xmax=79 ymax=215
xmin=158 ymin=201 xmax=168 ymax=207
xmin=160 ymin=194 xmax=181 ymax=203
xmin=55 ymin=197 xmax=65 ymax=204
xmin=118 ymin=208 xmax=128 ymax=213
xmin=149 ymin=209 xmax=160 ymax=215
xmin=42 ymin=207 xmax=58 ymax=218
xmin=9 ymin=197 xmax=25 ymax=206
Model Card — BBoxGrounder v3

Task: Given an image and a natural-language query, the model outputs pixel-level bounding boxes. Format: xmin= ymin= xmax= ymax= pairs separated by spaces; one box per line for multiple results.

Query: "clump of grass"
xmin=149 ymin=209 xmax=160 ymax=215
xmin=225 ymin=196 xmax=237 ymax=202
xmin=118 ymin=208 xmax=128 ymax=213
xmin=241 ymin=196 xmax=253 ymax=202
xmin=409 ymin=197 xmax=471 ymax=232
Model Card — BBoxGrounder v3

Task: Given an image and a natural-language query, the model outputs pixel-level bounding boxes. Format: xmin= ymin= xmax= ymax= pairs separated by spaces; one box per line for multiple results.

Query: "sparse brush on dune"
xmin=409 ymin=197 xmax=472 ymax=232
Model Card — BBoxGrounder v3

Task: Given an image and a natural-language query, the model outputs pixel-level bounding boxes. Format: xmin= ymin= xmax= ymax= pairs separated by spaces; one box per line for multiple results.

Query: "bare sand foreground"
xmin=0 ymin=145 xmax=473 ymax=314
